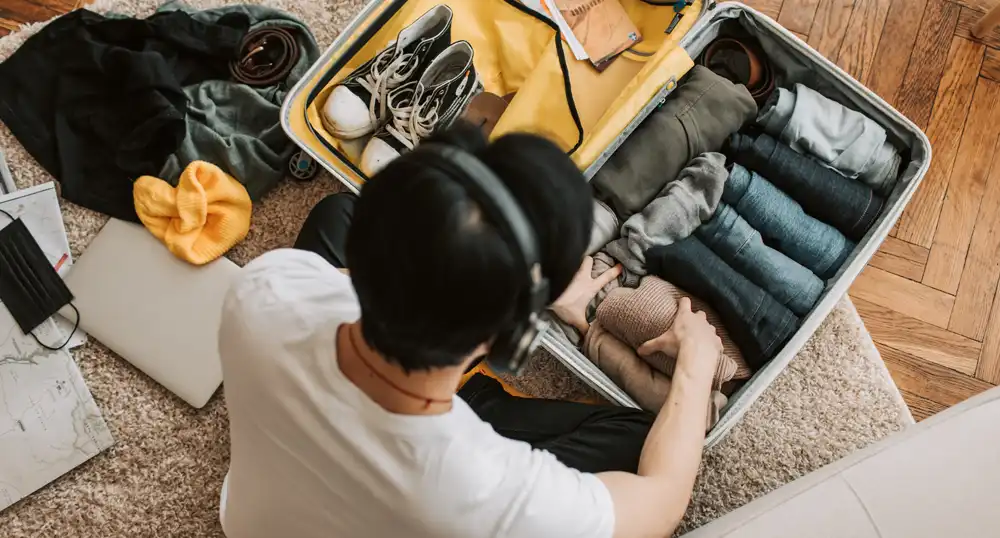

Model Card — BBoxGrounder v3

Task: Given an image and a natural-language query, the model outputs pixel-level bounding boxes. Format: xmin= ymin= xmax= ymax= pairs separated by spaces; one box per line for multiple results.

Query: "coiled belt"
xmin=230 ymin=27 xmax=300 ymax=87
xmin=699 ymin=37 xmax=775 ymax=106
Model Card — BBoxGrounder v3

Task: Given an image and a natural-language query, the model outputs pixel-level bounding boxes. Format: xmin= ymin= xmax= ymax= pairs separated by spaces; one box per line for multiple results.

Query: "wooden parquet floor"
xmin=2 ymin=0 xmax=999 ymax=421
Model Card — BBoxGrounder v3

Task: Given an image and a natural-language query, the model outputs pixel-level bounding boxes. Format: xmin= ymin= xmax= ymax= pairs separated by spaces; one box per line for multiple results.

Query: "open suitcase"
xmin=282 ymin=1 xmax=932 ymax=447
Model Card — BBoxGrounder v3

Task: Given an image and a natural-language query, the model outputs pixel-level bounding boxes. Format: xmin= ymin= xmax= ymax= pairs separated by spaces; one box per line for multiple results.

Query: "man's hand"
xmin=549 ymin=256 xmax=622 ymax=335
xmin=599 ymin=300 xmax=723 ymax=538
xmin=637 ymin=297 xmax=722 ymax=380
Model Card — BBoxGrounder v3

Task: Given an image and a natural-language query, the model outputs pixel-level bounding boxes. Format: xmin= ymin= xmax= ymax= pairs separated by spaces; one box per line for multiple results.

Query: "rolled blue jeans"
xmin=722 ymin=163 xmax=855 ymax=279
xmin=726 ymin=132 xmax=884 ymax=242
xmin=646 ymin=236 xmax=799 ymax=370
xmin=697 ymin=203 xmax=824 ymax=316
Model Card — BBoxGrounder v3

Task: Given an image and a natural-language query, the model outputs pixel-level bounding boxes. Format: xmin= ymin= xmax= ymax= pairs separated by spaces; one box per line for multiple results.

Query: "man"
xmin=218 ymin=122 xmax=724 ymax=538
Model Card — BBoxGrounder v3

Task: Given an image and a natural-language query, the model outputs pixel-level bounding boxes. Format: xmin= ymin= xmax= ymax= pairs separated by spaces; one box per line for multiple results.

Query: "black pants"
xmin=295 ymin=193 xmax=655 ymax=473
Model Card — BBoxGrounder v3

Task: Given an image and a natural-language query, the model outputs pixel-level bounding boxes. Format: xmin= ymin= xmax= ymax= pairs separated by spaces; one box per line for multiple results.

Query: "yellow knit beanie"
xmin=134 ymin=161 xmax=252 ymax=265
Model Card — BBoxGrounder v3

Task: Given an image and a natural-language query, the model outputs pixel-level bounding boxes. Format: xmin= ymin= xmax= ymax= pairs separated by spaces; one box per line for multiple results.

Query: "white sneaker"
xmin=361 ymin=41 xmax=483 ymax=176
xmin=321 ymin=5 xmax=453 ymax=140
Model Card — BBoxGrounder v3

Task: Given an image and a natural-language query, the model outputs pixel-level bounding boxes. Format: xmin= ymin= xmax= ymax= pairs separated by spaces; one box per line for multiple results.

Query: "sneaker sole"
xmin=319 ymin=114 xmax=378 ymax=141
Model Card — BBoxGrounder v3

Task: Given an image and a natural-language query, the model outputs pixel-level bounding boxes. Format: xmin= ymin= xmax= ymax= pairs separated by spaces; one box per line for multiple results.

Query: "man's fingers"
xmin=676 ymin=296 xmax=692 ymax=314
xmin=638 ymin=331 xmax=678 ymax=356
xmin=580 ymin=256 xmax=595 ymax=275
xmin=593 ymin=264 xmax=622 ymax=290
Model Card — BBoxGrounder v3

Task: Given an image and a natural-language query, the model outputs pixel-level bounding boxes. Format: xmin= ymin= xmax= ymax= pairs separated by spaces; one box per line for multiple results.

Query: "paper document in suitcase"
xmin=549 ymin=0 xmax=642 ymax=68
xmin=528 ymin=0 xmax=589 ymax=61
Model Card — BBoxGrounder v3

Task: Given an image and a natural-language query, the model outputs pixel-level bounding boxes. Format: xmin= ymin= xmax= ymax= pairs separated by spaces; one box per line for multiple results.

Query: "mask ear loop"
xmin=30 ymin=304 xmax=80 ymax=351
xmin=0 ymin=208 xmax=80 ymax=351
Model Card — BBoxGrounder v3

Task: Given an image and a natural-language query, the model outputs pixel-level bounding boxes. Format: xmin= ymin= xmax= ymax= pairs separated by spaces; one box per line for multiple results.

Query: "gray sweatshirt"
xmin=605 ymin=152 xmax=728 ymax=285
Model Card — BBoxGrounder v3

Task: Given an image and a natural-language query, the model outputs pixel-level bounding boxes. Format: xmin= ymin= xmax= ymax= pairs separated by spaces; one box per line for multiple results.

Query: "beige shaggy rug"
xmin=0 ymin=1 xmax=912 ymax=536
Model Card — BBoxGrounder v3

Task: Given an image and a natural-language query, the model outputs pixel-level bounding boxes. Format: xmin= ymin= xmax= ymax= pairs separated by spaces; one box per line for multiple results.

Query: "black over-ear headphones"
xmin=416 ymin=143 xmax=550 ymax=374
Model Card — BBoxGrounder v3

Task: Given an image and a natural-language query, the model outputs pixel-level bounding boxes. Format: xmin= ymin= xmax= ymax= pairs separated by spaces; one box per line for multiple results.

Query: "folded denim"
xmin=583 ymin=321 xmax=728 ymax=429
xmin=758 ymin=84 xmax=900 ymax=196
xmin=722 ymin=163 xmax=855 ymax=279
xmin=726 ymin=132 xmax=883 ymax=242
xmin=548 ymin=251 xmax=622 ymax=347
xmin=592 ymin=65 xmax=757 ymax=218
xmin=605 ymin=152 xmax=727 ymax=283
xmin=646 ymin=236 xmax=800 ymax=370
xmin=596 ymin=275 xmax=751 ymax=383
xmin=696 ymin=203 xmax=824 ymax=316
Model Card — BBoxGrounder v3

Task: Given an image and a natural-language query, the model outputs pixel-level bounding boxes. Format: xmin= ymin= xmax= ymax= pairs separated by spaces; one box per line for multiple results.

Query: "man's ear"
xmin=458 ymin=343 xmax=491 ymax=374
xmin=462 ymin=342 xmax=491 ymax=371
xmin=469 ymin=342 xmax=490 ymax=359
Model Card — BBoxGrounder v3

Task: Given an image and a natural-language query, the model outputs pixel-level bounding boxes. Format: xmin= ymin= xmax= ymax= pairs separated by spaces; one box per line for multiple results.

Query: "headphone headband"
xmin=416 ymin=143 xmax=550 ymax=373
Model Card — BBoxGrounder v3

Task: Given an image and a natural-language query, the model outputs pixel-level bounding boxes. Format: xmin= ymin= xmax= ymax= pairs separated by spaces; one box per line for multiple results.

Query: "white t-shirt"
xmin=218 ymin=249 xmax=615 ymax=538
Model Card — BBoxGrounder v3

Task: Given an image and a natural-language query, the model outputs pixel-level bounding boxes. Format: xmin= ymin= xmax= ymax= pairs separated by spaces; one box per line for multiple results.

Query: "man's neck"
xmin=336 ymin=322 xmax=468 ymax=416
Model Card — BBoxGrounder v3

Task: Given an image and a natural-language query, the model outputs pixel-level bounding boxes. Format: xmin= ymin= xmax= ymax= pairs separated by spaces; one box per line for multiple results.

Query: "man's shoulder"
xmin=222 ymin=249 xmax=359 ymax=337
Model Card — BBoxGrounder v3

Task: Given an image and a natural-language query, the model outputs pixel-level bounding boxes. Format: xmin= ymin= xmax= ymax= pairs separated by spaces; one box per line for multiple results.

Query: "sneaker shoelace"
xmin=355 ymin=43 xmax=420 ymax=126
xmin=384 ymin=85 xmax=440 ymax=150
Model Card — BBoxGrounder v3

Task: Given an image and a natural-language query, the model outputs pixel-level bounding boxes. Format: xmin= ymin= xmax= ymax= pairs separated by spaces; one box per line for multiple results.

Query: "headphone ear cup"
xmin=485 ymin=326 xmax=521 ymax=374
xmin=486 ymin=317 xmax=548 ymax=374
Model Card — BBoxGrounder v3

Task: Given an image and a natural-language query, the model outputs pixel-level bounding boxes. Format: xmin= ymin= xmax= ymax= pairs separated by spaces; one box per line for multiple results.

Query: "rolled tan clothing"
xmin=596 ymin=276 xmax=752 ymax=383
xmin=583 ymin=321 xmax=727 ymax=431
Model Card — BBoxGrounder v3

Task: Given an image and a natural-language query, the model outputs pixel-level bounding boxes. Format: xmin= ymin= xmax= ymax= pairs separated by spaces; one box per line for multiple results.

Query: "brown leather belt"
xmin=229 ymin=27 xmax=300 ymax=87
xmin=699 ymin=37 xmax=775 ymax=106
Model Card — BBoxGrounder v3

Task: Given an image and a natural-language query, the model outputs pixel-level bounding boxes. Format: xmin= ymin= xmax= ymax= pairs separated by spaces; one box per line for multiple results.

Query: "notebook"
xmin=60 ymin=219 xmax=241 ymax=408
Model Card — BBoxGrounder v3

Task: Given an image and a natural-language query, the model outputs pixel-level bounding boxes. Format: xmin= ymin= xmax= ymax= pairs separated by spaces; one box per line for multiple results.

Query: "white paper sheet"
xmin=0 ymin=314 xmax=113 ymax=512
xmin=0 ymin=150 xmax=16 ymax=195
xmin=540 ymin=0 xmax=590 ymax=61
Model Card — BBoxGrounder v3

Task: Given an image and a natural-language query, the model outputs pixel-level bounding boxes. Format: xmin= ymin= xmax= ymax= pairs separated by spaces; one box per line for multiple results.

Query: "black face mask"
xmin=0 ymin=215 xmax=74 ymax=338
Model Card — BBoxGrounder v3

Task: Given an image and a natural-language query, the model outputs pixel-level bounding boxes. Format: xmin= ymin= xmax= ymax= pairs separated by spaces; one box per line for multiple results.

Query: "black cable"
xmin=31 ymin=303 xmax=80 ymax=351
xmin=552 ymin=32 xmax=585 ymax=155
xmin=502 ymin=0 xmax=585 ymax=155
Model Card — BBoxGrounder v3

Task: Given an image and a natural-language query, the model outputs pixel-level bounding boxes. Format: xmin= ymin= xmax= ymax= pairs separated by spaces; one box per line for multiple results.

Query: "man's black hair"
xmin=346 ymin=121 xmax=594 ymax=371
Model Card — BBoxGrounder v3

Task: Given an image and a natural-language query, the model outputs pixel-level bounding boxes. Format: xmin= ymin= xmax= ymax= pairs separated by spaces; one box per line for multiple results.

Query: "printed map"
xmin=0 ymin=307 xmax=113 ymax=511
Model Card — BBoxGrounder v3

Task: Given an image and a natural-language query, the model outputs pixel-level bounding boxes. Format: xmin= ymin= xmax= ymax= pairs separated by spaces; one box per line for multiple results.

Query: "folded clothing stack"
xmin=721 ymin=161 xmax=855 ymax=280
xmin=696 ymin=203 xmax=824 ymax=316
xmin=726 ymin=132 xmax=884 ymax=243
xmin=596 ymin=276 xmax=751 ymax=384
xmin=584 ymin=322 xmax=729 ymax=431
xmin=646 ymin=237 xmax=800 ymax=372
xmin=757 ymin=83 xmax=901 ymax=196
xmin=591 ymin=66 xmax=757 ymax=218
xmin=605 ymin=152 xmax=728 ymax=286
xmin=582 ymin=274 xmax=750 ymax=428
xmin=572 ymin=30 xmax=902 ymax=390
xmin=571 ymin=37 xmax=904 ymax=394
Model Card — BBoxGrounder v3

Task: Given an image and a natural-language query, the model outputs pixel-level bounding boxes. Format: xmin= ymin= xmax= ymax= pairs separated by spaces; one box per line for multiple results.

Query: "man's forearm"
xmin=636 ymin=351 xmax=715 ymax=519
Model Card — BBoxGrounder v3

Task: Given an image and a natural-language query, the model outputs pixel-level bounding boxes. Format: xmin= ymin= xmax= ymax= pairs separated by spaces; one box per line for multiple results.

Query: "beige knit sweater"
xmin=583 ymin=321 xmax=727 ymax=430
xmin=596 ymin=276 xmax=753 ymax=384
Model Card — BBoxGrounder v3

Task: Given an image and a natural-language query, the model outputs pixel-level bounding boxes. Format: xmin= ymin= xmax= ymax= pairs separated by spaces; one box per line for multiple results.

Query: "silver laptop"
xmin=61 ymin=218 xmax=241 ymax=408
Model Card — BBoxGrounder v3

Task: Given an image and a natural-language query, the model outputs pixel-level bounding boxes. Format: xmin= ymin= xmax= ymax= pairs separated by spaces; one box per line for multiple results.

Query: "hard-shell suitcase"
xmin=282 ymin=1 xmax=932 ymax=447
